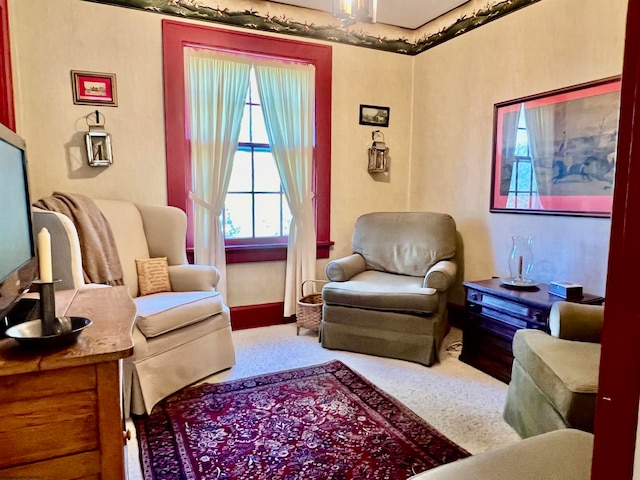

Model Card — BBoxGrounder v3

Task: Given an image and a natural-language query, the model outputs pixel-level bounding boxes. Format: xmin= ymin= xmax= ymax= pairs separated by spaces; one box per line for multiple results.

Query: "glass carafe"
xmin=508 ymin=236 xmax=534 ymax=282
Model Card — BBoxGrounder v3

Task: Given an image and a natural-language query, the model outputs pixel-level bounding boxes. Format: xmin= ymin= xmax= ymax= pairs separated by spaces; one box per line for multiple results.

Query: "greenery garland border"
xmin=83 ymin=0 xmax=542 ymax=56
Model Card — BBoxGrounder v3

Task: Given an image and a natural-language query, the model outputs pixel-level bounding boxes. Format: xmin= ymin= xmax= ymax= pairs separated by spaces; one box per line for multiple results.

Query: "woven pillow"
xmin=135 ymin=257 xmax=172 ymax=296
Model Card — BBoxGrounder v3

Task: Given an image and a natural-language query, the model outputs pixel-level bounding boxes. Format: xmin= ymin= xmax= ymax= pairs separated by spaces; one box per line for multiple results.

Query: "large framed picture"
xmin=71 ymin=70 xmax=118 ymax=106
xmin=359 ymin=104 xmax=390 ymax=127
xmin=490 ymin=76 xmax=621 ymax=217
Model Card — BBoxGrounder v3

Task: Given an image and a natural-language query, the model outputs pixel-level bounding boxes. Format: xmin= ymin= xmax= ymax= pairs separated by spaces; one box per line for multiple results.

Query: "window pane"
xmin=225 ymin=193 xmax=253 ymax=238
xmin=254 ymin=151 xmax=281 ymax=192
xmin=228 ymin=150 xmax=253 ymax=192
xmin=515 ymin=161 xmax=533 ymax=192
xmin=254 ymin=193 xmax=282 ymax=237
xmin=282 ymin=198 xmax=292 ymax=237
xmin=238 ymin=104 xmax=251 ymax=143
xmin=515 ymin=129 xmax=529 ymax=157
xmin=252 ymin=105 xmax=269 ymax=144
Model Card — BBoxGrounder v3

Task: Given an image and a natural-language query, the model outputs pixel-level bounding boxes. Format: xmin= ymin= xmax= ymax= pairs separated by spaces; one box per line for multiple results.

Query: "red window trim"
xmin=162 ymin=20 xmax=333 ymax=263
xmin=0 ymin=0 xmax=15 ymax=131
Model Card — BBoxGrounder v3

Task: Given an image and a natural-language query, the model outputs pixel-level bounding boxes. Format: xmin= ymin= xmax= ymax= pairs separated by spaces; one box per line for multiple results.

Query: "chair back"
xmin=352 ymin=212 xmax=456 ymax=277
xmin=93 ymin=199 xmax=150 ymax=297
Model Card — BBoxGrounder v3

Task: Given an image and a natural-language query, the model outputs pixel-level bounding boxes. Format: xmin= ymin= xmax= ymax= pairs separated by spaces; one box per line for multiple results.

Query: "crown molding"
xmin=83 ymin=0 xmax=541 ymax=55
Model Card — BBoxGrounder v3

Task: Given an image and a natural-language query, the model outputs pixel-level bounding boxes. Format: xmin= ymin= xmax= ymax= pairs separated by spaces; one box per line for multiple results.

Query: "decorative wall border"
xmin=84 ymin=0 xmax=541 ymax=55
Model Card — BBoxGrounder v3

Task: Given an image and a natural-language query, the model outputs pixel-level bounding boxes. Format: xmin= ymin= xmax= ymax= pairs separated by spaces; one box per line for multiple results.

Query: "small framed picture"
xmin=71 ymin=70 xmax=118 ymax=106
xmin=359 ymin=104 xmax=390 ymax=127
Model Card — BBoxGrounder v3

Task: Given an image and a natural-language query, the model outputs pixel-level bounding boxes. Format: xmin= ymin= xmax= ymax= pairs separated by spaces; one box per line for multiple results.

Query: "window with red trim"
xmin=162 ymin=20 xmax=333 ymax=263
xmin=0 ymin=0 xmax=15 ymax=131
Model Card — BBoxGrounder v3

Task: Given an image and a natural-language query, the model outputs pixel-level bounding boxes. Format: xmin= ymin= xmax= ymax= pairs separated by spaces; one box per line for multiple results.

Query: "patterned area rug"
xmin=134 ymin=360 xmax=469 ymax=479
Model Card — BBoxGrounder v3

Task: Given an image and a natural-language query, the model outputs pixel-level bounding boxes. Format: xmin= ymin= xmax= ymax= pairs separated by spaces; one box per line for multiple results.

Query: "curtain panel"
xmin=254 ymin=60 xmax=317 ymax=316
xmin=184 ymin=47 xmax=251 ymax=301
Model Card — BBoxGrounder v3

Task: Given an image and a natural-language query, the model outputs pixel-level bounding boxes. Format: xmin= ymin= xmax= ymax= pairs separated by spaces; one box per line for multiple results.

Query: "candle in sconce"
xmin=518 ymin=255 xmax=523 ymax=277
xmin=37 ymin=227 xmax=53 ymax=282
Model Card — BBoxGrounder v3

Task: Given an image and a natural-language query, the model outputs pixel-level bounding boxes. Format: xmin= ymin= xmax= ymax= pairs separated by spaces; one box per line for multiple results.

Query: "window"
xmin=162 ymin=20 xmax=332 ymax=263
xmin=224 ymin=68 xmax=292 ymax=242
xmin=507 ymin=103 xmax=540 ymax=209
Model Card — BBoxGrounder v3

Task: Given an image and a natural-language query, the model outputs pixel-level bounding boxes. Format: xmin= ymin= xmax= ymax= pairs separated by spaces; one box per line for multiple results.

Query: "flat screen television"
xmin=0 ymin=122 xmax=38 ymax=326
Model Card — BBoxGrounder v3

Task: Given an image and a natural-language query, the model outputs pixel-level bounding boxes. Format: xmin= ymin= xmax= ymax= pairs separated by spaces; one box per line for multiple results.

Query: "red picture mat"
xmin=76 ymin=74 xmax=113 ymax=101
xmin=491 ymin=77 xmax=621 ymax=216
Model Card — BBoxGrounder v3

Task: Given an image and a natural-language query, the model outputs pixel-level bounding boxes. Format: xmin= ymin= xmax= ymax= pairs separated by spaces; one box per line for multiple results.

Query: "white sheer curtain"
xmin=184 ymin=47 xmax=250 ymax=301
xmin=254 ymin=60 xmax=316 ymax=316
xmin=525 ymin=105 xmax=555 ymax=200
xmin=501 ymin=108 xmax=520 ymax=197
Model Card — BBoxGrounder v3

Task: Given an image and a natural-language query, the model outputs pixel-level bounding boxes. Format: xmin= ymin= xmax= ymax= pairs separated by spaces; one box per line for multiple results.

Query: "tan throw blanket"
xmin=34 ymin=192 xmax=125 ymax=286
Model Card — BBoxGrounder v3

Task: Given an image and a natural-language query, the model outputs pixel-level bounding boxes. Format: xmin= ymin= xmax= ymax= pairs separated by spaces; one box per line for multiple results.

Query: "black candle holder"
xmin=32 ymin=279 xmax=61 ymax=336
xmin=4 ymin=279 xmax=92 ymax=348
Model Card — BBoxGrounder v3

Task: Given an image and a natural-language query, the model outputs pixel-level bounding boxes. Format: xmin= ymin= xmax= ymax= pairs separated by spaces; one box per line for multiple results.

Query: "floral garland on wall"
xmin=83 ymin=0 xmax=542 ymax=55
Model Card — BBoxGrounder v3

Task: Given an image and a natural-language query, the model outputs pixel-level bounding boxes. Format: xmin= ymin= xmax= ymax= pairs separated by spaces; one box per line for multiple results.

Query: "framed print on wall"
xmin=490 ymin=76 xmax=621 ymax=217
xmin=71 ymin=70 xmax=118 ymax=106
xmin=359 ymin=104 xmax=390 ymax=127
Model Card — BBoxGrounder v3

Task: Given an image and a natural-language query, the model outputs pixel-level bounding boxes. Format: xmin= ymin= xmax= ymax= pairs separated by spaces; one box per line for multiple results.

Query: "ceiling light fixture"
xmin=332 ymin=0 xmax=377 ymax=26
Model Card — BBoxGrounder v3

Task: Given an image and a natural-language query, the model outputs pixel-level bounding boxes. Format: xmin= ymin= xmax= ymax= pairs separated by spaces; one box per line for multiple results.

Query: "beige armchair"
xmin=503 ymin=301 xmax=603 ymax=438
xmin=33 ymin=198 xmax=235 ymax=416
xmin=321 ymin=212 xmax=458 ymax=366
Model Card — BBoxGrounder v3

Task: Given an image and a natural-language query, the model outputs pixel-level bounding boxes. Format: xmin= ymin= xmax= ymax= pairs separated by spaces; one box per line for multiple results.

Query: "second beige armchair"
xmin=321 ymin=211 xmax=458 ymax=366
xmin=503 ymin=301 xmax=603 ymax=437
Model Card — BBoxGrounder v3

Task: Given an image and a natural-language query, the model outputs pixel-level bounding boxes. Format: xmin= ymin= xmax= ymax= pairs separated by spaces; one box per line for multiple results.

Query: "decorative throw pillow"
xmin=136 ymin=257 xmax=172 ymax=296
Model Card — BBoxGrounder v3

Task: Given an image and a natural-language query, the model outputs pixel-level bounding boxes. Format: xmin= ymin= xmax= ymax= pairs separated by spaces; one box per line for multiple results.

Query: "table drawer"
xmin=0 ymin=366 xmax=99 ymax=469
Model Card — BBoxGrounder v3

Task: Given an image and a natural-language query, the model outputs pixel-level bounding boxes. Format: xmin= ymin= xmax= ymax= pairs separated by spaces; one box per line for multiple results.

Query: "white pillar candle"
xmin=37 ymin=227 xmax=53 ymax=283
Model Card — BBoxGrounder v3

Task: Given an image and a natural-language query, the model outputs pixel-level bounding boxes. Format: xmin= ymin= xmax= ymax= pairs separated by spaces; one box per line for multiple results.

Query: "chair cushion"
xmin=322 ymin=270 xmax=439 ymax=314
xmin=512 ymin=329 xmax=600 ymax=431
xmin=408 ymin=429 xmax=593 ymax=480
xmin=135 ymin=291 xmax=224 ymax=338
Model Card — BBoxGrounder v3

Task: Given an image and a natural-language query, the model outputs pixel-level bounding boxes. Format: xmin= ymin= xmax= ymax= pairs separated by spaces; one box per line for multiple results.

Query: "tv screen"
xmin=0 ymin=122 xmax=38 ymax=323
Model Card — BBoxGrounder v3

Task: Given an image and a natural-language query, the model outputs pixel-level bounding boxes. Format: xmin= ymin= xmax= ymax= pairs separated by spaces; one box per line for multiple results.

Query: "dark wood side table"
xmin=459 ymin=278 xmax=604 ymax=383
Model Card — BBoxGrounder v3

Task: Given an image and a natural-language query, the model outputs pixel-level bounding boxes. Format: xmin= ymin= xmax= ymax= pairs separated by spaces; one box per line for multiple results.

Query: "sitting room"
xmin=0 ymin=0 xmax=638 ymax=478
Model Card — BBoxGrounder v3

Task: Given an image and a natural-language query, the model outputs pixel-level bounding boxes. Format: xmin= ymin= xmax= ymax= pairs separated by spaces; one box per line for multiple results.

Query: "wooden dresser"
xmin=0 ymin=287 xmax=136 ymax=478
xmin=460 ymin=278 xmax=604 ymax=383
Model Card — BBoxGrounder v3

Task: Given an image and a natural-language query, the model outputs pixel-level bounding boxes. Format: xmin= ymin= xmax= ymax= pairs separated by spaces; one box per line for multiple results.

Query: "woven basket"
xmin=296 ymin=280 xmax=327 ymax=335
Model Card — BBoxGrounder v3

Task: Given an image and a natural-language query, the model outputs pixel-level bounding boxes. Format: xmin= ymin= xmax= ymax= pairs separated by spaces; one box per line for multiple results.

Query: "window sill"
xmin=187 ymin=241 xmax=333 ymax=264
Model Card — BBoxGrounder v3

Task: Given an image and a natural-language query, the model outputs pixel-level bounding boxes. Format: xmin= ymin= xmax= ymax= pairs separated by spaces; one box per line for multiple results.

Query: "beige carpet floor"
xmin=126 ymin=324 xmax=521 ymax=479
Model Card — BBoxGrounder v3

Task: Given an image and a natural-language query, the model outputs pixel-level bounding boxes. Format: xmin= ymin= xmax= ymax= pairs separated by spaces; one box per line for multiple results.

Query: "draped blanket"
xmin=34 ymin=192 xmax=124 ymax=286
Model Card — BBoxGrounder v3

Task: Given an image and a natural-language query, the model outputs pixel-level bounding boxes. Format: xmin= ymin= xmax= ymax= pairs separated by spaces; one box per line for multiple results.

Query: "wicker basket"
xmin=296 ymin=280 xmax=327 ymax=335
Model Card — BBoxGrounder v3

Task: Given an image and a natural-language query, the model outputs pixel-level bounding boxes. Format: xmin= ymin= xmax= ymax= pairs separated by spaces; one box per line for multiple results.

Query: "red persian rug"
xmin=134 ymin=360 xmax=469 ymax=479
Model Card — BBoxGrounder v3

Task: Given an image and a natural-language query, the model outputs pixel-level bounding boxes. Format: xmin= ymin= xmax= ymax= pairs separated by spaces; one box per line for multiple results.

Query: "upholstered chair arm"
xmin=137 ymin=204 xmax=189 ymax=265
xmin=31 ymin=208 xmax=86 ymax=290
xmin=326 ymin=254 xmax=366 ymax=282
xmin=168 ymin=264 xmax=220 ymax=292
xmin=549 ymin=302 xmax=604 ymax=343
xmin=423 ymin=260 xmax=457 ymax=291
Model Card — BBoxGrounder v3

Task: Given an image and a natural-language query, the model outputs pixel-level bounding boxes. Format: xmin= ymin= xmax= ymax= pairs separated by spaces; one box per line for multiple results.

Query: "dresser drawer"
xmin=0 ymin=365 xmax=99 ymax=469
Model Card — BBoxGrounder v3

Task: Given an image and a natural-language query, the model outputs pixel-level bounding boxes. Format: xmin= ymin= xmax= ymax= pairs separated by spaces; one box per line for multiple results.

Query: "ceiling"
xmin=268 ymin=0 xmax=471 ymax=30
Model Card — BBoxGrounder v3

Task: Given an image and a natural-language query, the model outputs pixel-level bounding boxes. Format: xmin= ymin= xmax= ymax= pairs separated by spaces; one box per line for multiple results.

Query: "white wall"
xmin=9 ymin=0 xmax=413 ymax=307
xmin=410 ymin=0 xmax=627 ymax=300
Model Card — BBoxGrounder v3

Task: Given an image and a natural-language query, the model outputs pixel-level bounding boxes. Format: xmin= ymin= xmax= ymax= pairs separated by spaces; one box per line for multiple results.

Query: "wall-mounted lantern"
xmin=85 ymin=110 xmax=113 ymax=167
xmin=368 ymin=130 xmax=388 ymax=173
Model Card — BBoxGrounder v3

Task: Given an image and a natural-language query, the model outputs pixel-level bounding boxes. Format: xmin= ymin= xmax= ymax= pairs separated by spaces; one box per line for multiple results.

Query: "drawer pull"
xmin=124 ymin=429 xmax=132 ymax=441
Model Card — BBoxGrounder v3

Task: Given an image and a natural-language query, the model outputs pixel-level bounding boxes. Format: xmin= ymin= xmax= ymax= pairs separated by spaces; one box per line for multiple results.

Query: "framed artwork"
xmin=490 ymin=76 xmax=621 ymax=217
xmin=359 ymin=104 xmax=390 ymax=127
xmin=71 ymin=70 xmax=118 ymax=106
